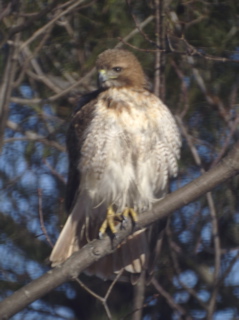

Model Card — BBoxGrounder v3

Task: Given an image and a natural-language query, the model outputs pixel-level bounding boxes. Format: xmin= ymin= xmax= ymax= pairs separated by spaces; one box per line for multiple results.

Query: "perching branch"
xmin=0 ymin=143 xmax=239 ymax=319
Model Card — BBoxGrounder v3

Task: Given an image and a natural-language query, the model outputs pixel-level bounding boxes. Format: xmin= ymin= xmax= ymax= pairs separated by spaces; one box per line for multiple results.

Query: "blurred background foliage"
xmin=0 ymin=0 xmax=239 ymax=319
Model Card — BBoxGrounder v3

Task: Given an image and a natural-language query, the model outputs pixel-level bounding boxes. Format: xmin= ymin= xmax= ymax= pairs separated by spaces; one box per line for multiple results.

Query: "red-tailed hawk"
xmin=50 ymin=49 xmax=181 ymax=280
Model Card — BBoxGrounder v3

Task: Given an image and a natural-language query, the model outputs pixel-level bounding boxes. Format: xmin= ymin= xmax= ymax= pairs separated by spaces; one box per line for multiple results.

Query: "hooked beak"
xmin=98 ymin=69 xmax=108 ymax=85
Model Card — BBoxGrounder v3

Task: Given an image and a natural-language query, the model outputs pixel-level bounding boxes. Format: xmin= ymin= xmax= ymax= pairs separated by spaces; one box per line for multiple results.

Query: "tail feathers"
xmin=121 ymin=230 xmax=148 ymax=273
xmin=85 ymin=229 xmax=149 ymax=281
xmin=50 ymin=205 xmax=153 ymax=284
xmin=50 ymin=213 xmax=81 ymax=267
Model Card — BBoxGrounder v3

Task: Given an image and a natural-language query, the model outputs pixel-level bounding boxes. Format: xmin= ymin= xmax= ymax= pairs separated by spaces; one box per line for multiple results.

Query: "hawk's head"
xmin=96 ymin=49 xmax=147 ymax=89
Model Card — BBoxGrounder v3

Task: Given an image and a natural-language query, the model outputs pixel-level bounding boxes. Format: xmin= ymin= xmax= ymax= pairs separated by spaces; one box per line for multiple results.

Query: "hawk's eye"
xmin=112 ymin=67 xmax=122 ymax=72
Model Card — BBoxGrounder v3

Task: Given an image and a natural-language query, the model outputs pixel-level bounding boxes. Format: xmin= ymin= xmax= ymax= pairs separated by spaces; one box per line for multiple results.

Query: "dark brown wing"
xmin=65 ymin=89 xmax=103 ymax=213
xmin=50 ymin=92 xmax=103 ymax=266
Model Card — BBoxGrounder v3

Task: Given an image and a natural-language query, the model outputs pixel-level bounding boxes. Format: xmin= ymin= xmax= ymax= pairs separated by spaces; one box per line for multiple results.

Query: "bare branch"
xmin=211 ymin=115 xmax=239 ymax=167
xmin=154 ymin=0 xmax=165 ymax=99
xmin=177 ymin=116 xmax=221 ymax=318
xmin=13 ymin=25 xmax=54 ymax=88
xmin=38 ymin=189 xmax=54 ymax=248
xmin=167 ymin=225 xmax=208 ymax=311
xmin=132 ymin=271 xmax=146 ymax=320
xmin=7 ymin=0 xmax=60 ymax=39
xmin=115 ymin=15 xmax=154 ymax=49
xmin=19 ymin=0 xmax=89 ymax=51
xmin=0 ymin=31 xmax=21 ymax=151
xmin=5 ymin=120 xmax=66 ymax=152
xmin=75 ymin=270 xmax=123 ymax=320
xmin=43 ymin=159 xmax=67 ymax=184
xmin=152 ymin=277 xmax=192 ymax=319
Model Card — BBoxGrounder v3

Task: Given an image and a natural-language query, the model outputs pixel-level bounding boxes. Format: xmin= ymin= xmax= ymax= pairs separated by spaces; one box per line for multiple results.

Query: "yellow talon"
xmin=99 ymin=205 xmax=117 ymax=237
xmin=122 ymin=207 xmax=138 ymax=222
xmin=99 ymin=206 xmax=138 ymax=238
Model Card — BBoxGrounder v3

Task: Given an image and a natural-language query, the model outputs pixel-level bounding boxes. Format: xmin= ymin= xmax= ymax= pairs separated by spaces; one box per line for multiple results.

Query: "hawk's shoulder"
xmin=73 ymin=88 xmax=103 ymax=114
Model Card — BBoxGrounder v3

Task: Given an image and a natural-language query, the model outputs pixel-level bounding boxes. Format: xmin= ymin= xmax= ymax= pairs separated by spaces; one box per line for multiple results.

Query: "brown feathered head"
xmin=96 ymin=49 xmax=148 ymax=89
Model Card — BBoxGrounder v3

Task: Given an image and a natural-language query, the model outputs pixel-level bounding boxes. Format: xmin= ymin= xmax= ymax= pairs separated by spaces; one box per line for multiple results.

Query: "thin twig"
xmin=176 ymin=116 xmax=221 ymax=319
xmin=75 ymin=270 xmax=124 ymax=320
xmin=38 ymin=189 xmax=54 ymax=248
xmin=115 ymin=16 xmax=154 ymax=49
xmin=210 ymin=115 xmax=239 ymax=167
xmin=104 ymin=269 xmax=124 ymax=301
xmin=168 ymin=33 xmax=239 ymax=63
xmin=154 ymin=0 xmax=165 ymax=99
xmin=170 ymin=59 xmax=190 ymax=118
xmin=121 ymin=293 xmax=160 ymax=320
xmin=14 ymin=25 xmax=54 ymax=88
xmin=0 ymin=20 xmax=22 ymax=151
xmin=217 ymin=250 xmax=239 ymax=287
xmin=43 ymin=159 xmax=67 ymax=184
xmin=7 ymin=0 xmax=60 ymax=39
xmin=152 ymin=277 xmax=192 ymax=319
xmin=126 ymin=0 xmax=157 ymax=46
xmin=132 ymin=270 xmax=146 ymax=320
xmin=118 ymin=38 xmax=164 ymax=52
xmin=166 ymin=224 xmax=208 ymax=310
xmin=75 ymin=278 xmax=103 ymax=301
xmin=19 ymin=0 xmax=88 ymax=51
xmin=5 ymin=120 xmax=66 ymax=152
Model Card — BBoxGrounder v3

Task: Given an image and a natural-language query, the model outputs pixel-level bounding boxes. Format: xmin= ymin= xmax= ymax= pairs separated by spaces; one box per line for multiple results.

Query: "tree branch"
xmin=154 ymin=0 xmax=165 ymax=99
xmin=1 ymin=144 xmax=239 ymax=319
xmin=19 ymin=0 xmax=88 ymax=51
